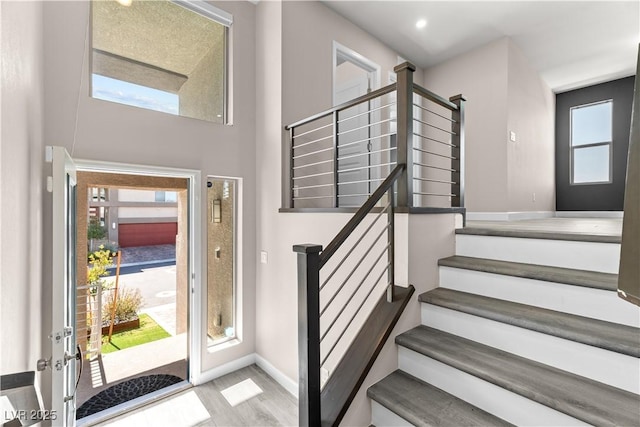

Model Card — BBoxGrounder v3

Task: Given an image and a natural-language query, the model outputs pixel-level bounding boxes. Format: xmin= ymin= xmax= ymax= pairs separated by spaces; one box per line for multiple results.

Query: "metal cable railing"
xmin=289 ymin=61 xmax=465 ymax=427
xmin=294 ymin=164 xmax=403 ymax=426
xmin=285 ymin=63 xmax=464 ymax=211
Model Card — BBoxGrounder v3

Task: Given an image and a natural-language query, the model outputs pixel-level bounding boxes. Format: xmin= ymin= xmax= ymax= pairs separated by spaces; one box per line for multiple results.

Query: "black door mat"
xmin=77 ymin=374 xmax=183 ymax=419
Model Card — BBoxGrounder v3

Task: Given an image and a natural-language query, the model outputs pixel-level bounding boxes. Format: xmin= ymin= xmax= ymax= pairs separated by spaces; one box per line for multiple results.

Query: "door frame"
xmin=332 ymin=41 xmax=381 ymax=107
xmin=73 ymin=158 xmax=203 ymax=386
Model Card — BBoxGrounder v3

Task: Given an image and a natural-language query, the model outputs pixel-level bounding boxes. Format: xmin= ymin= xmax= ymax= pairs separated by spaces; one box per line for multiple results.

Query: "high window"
xmin=91 ymin=0 xmax=230 ymax=123
xmin=570 ymin=100 xmax=613 ymax=184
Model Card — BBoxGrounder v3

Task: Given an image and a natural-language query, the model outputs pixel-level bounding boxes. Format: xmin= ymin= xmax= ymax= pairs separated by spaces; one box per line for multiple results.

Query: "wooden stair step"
xmin=368 ymin=370 xmax=513 ymax=426
xmin=419 ymin=288 xmax=640 ymax=357
xmin=438 ymin=255 xmax=618 ymax=291
xmin=396 ymin=326 xmax=640 ymax=426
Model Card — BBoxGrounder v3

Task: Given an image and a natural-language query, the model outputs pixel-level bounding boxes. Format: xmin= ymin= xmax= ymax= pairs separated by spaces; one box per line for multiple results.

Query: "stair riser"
xmin=439 ymin=267 xmax=639 ymax=327
xmin=455 ymin=235 xmax=620 ymax=273
xmin=370 ymin=401 xmax=411 ymax=427
xmin=398 ymin=347 xmax=589 ymax=426
xmin=421 ymin=304 xmax=640 ymax=394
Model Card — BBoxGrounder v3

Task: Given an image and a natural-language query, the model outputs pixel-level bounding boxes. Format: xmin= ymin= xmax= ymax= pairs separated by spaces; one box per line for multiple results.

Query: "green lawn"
xmin=101 ymin=313 xmax=170 ymax=354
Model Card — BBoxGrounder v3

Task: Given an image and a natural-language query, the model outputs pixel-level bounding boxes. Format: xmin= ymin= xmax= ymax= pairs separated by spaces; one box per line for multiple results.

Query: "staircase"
xmin=368 ymin=224 xmax=640 ymax=426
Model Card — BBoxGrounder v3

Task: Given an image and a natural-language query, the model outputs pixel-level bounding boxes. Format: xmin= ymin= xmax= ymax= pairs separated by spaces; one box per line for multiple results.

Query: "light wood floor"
xmin=95 ymin=365 xmax=298 ymax=427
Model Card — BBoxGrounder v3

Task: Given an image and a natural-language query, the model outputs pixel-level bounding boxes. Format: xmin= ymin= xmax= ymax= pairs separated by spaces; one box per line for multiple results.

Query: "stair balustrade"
xmin=288 ymin=62 xmax=465 ymax=426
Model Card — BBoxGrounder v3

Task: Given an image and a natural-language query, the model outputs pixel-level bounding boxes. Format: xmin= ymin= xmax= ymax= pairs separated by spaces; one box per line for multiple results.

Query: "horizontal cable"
xmin=414 ymin=191 xmax=456 ymax=197
xmin=294 ymin=183 xmax=334 ymax=191
xmin=338 ymin=146 xmax=396 ymax=162
xmin=292 ymin=146 xmax=334 ymax=160
xmin=321 ymin=242 xmax=389 ymax=330
xmin=292 ymin=171 xmax=334 ymax=181
xmin=337 ymin=118 xmax=393 ymax=137
xmin=293 ymin=195 xmax=334 ymax=201
xmin=414 ymin=161 xmax=456 ymax=173
xmin=321 ymin=264 xmax=390 ymax=366
xmin=292 ymin=158 xmax=333 ymax=170
xmin=413 ymin=177 xmax=457 ymax=185
xmin=413 ymin=132 xmax=455 ymax=148
xmin=413 ymin=102 xmax=456 ymax=123
xmin=292 ymin=122 xmax=333 ymax=139
xmin=320 ymin=229 xmax=389 ymax=317
xmin=413 ymin=146 xmax=456 ymax=160
xmin=338 ymin=162 xmax=396 ymax=174
xmin=337 ymin=102 xmax=397 ymax=124
xmin=337 ymin=131 xmax=397 ymax=150
xmin=338 ymin=177 xmax=386 ymax=186
xmin=320 ymin=204 xmax=390 ymax=291
xmin=413 ymin=117 xmax=456 ymax=135
xmin=292 ymin=134 xmax=333 ymax=150
xmin=338 ymin=193 xmax=372 ymax=198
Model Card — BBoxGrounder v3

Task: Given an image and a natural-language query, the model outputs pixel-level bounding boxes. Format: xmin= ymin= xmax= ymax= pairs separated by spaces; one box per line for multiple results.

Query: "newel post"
xmin=394 ymin=61 xmax=416 ymax=209
xmin=293 ymin=243 xmax=322 ymax=427
xmin=450 ymin=95 xmax=466 ymax=208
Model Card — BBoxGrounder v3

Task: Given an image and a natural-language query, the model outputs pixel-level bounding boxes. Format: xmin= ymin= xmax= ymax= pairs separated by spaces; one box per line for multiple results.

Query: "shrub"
xmin=102 ymin=286 xmax=143 ymax=325
xmin=87 ymin=246 xmax=114 ymax=291
xmin=88 ymin=219 xmax=107 ymax=240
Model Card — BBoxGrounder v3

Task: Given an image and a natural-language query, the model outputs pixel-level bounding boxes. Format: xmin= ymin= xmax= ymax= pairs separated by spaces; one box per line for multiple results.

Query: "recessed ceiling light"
xmin=416 ymin=19 xmax=427 ymax=29
xmin=116 ymin=0 xmax=133 ymax=6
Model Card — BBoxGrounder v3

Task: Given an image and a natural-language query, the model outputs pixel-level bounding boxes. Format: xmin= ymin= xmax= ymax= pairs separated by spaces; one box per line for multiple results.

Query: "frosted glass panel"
xmin=573 ymin=145 xmax=610 ymax=183
xmin=571 ymin=101 xmax=612 ymax=146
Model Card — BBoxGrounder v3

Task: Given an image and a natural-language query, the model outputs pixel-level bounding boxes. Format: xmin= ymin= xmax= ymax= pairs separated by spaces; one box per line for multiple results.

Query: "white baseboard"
xmin=194 ymin=353 xmax=256 ymax=386
xmin=466 ymin=211 xmax=554 ymax=221
xmin=255 ymin=354 xmax=299 ymax=398
xmin=555 ymin=211 xmax=624 ymax=218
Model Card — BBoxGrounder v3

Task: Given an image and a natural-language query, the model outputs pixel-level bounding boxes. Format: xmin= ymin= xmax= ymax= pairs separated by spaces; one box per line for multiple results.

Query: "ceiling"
xmin=323 ymin=1 xmax=640 ymax=92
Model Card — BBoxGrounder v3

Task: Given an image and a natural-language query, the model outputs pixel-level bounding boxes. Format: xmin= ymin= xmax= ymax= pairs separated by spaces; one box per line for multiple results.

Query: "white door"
xmin=335 ymin=75 xmax=372 ymax=206
xmin=47 ymin=146 xmax=78 ymax=426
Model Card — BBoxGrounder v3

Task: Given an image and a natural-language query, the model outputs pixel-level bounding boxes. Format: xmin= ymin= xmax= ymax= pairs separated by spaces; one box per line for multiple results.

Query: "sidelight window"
xmin=570 ymin=100 xmax=613 ymax=184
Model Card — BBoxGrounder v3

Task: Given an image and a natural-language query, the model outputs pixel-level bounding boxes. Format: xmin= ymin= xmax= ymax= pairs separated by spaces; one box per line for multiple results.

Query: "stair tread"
xmin=419 ymin=288 xmax=640 ymax=357
xmin=368 ymin=370 xmax=513 ymax=427
xmin=439 ymin=255 xmax=618 ymax=291
xmin=456 ymin=226 xmax=621 ymax=243
xmin=397 ymin=326 xmax=640 ymax=426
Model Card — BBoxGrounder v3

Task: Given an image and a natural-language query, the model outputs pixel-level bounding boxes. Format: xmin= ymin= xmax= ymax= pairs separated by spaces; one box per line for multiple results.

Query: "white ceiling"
xmin=323 ymin=1 xmax=640 ymax=92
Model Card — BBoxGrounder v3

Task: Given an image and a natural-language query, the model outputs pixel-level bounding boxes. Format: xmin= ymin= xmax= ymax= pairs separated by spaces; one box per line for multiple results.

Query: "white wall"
xmin=42 ymin=0 xmax=257 ymax=380
xmin=423 ymin=37 xmax=555 ymax=214
xmin=0 ymin=0 xmax=46 ymax=390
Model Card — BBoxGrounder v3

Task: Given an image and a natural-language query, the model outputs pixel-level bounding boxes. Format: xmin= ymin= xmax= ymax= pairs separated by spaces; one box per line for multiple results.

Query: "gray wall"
xmin=42 ymin=0 xmax=257 ymax=377
xmin=556 ymin=76 xmax=635 ymax=211
xmin=423 ymin=38 xmax=555 ymax=214
xmin=0 ymin=0 xmax=46 ymax=393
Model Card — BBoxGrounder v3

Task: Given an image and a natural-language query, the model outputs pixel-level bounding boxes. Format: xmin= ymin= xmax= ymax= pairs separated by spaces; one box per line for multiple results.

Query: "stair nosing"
xmin=456 ymin=227 xmax=622 ymax=244
xmin=419 ymin=288 xmax=640 ymax=357
xmin=396 ymin=325 xmax=640 ymax=427
xmin=438 ymin=255 xmax=618 ymax=291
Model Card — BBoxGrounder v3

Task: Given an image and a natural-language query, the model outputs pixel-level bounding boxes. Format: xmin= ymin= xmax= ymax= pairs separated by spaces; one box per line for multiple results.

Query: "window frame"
xmin=569 ymin=99 xmax=614 ymax=186
xmin=88 ymin=0 xmax=231 ymax=124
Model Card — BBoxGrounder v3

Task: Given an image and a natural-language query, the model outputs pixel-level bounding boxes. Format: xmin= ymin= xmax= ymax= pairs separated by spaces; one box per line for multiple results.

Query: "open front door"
xmin=47 ymin=146 xmax=78 ymax=426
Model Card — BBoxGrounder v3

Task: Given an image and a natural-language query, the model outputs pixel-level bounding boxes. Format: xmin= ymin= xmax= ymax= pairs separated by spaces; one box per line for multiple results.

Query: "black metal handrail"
xmin=293 ymin=163 xmax=404 ymax=427
xmin=285 ymin=84 xmax=397 ymax=131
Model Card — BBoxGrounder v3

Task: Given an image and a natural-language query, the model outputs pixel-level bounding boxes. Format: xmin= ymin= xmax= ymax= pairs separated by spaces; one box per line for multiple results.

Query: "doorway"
xmin=73 ymin=169 xmax=194 ymax=422
xmin=333 ymin=42 xmax=381 ymax=207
